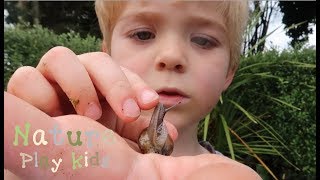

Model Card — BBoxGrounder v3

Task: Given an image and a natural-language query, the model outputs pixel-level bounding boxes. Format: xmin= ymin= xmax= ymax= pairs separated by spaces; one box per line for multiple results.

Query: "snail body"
xmin=138 ymin=102 xmax=180 ymax=156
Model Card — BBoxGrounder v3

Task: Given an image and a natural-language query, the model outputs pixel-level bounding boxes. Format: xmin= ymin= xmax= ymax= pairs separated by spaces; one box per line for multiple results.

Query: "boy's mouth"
xmin=156 ymin=88 xmax=189 ymax=107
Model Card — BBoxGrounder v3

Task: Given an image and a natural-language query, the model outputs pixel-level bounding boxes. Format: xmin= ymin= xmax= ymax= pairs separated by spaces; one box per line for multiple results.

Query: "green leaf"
xmin=220 ymin=114 xmax=235 ymax=160
xmin=259 ymin=93 xmax=301 ymax=110
xmin=228 ymin=100 xmax=258 ymax=124
xmin=202 ymin=113 xmax=210 ymax=141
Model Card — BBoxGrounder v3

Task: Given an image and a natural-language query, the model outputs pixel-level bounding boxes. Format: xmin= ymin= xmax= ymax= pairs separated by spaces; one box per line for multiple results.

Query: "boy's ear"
xmin=223 ymin=69 xmax=236 ymax=91
xmin=101 ymin=41 xmax=108 ymax=53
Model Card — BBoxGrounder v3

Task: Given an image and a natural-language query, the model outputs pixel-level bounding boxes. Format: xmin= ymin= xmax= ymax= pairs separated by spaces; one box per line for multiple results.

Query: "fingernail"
xmin=85 ymin=102 xmax=102 ymax=120
xmin=123 ymin=98 xmax=140 ymax=118
xmin=141 ymin=90 xmax=159 ymax=104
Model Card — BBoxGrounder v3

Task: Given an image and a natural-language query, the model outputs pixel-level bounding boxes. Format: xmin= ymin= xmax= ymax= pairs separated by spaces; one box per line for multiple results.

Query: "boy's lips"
xmin=156 ymin=88 xmax=189 ymax=107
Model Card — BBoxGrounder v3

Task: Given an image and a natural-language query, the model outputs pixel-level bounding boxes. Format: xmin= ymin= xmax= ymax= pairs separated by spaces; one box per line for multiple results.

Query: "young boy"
xmin=94 ymin=1 xmax=248 ymax=156
xmin=5 ymin=1 xmax=261 ymax=179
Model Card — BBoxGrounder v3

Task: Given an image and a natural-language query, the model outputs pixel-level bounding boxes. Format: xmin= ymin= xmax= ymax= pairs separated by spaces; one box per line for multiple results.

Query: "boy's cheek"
xmin=193 ymin=75 xmax=225 ymax=111
xmin=196 ymin=71 xmax=224 ymax=93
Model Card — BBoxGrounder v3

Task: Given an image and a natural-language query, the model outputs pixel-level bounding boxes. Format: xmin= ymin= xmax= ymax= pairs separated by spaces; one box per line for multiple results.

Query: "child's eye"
xmin=130 ymin=31 xmax=155 ymax=41
xmin=191 ymin=36 xmax=218 ymax=49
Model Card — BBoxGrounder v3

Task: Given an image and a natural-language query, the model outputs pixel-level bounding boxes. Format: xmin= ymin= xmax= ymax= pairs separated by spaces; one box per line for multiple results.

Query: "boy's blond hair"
xmin=95 ymin=1 xmax=249 ymax=72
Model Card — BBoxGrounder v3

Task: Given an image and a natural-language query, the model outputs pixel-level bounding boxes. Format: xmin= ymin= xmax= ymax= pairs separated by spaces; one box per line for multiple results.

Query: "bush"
xmin=4 ymin=23 xmax=101 ymax=88
xmin=240 ymin=49 xmax=316 ymax=179
xmin=212 ymin=48 xmax=315 ymax=179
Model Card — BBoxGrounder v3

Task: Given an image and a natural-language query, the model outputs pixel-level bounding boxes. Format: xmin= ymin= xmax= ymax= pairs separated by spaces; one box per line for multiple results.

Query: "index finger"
xmin=77 ymin=52 xmax=143 ymax=122
xmin=35 ymin=46 xmax=102 ymax=120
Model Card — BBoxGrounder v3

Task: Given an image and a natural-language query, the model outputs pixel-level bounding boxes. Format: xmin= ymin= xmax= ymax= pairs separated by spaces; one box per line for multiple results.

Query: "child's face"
xmin=110 ymin=2 xmax=234 ymax=128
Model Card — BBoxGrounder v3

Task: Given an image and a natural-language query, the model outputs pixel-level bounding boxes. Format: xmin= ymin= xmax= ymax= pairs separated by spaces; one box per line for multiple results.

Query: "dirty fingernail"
xmin=85 ymin=102 xmax=102 ymax=120
xmin=123 ymin=98 xmax=140 ymax=118
xmin=141 ymin=90 xmax=159 ymax=104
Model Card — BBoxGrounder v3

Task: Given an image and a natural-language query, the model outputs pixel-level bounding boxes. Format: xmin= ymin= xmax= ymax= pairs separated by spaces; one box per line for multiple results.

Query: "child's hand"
xmin=6 ymin=46 xmax=177 ymax=147
xmin=7 ymin=46 xmax=158 ymax=120
xmin=4 ymin=92 xmax=261 ymax=180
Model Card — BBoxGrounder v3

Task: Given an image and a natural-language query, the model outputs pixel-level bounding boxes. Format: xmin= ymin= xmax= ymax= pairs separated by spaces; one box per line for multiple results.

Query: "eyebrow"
xmin=186 ymin=15 xmax=227 ymax=34
xmin=118 ymin=11 xmax=163 ymax=25
xmin=118 ymin=11 xmax=227 ymax=33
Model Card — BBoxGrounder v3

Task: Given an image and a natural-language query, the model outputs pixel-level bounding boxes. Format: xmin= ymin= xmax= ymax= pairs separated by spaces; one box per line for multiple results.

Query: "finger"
xmin=120 ymin=67 xmax=159 ymax=110
xmin=7 ymin=66 xmax=62 ymax=116
xmin=4 ymin=92 xmax=138 ymax=179
xmin=36 ymin=46 xmax=102 ymax=120
xmin=77 ymin=52 xmax=141 ymax=122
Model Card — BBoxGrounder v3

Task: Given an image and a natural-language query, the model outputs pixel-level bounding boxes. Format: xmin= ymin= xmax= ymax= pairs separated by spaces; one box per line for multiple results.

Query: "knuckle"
xmin=91 ymin=52 xmax=111 ymax=60
xmin=79 ymin=52 xmax=112 ymax=65
xmin=8 ymin=66 xmax=38 ymax=91
xmin=47 ymin=46 xmax=74 ymax=57
xmin=40 ymin=46 xmax=75 ymax=66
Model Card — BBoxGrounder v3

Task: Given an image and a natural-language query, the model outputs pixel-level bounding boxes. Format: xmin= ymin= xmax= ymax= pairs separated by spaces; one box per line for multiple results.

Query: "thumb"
xmin=4 ymin=92 xmax=138 ymax=179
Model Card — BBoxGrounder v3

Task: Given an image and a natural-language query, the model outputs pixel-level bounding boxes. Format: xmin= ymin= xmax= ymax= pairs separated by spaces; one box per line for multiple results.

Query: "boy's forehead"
xmin=137 ymin=1 xmax=220 ymax=8
xmin=123 ymin=1 xmax=225 ymax=15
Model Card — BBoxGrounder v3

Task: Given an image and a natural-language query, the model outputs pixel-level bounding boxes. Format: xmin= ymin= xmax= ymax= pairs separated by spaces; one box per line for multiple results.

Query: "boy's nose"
xmin=154 ymin=38 xmax=187 ymax=73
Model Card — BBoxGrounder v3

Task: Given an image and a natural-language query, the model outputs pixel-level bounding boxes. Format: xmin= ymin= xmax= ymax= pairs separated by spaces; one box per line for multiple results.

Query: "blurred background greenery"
xmin=4 ymin=1 xmax=316 ymax=180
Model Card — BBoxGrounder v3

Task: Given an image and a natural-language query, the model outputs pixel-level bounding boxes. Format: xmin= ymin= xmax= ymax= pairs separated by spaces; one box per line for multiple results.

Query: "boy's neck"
xmin=171 ymin=122 xmax=210 ymax=157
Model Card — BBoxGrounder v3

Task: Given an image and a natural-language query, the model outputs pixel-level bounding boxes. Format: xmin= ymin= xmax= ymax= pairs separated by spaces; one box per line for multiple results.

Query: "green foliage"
xmin=4 ymin=23 xmax=101 ymax=88
xmin=199 ymin=48 xmax=316 ymax=179
xmin=4 ymin=1 xmax=100 ymax=38
xmin=241 ymin=49 xmax=316 ymax=179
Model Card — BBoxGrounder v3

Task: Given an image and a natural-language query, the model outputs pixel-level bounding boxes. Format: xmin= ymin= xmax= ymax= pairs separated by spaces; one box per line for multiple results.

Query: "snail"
xmin=138 ymin=102 xmax=180 ymax=156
